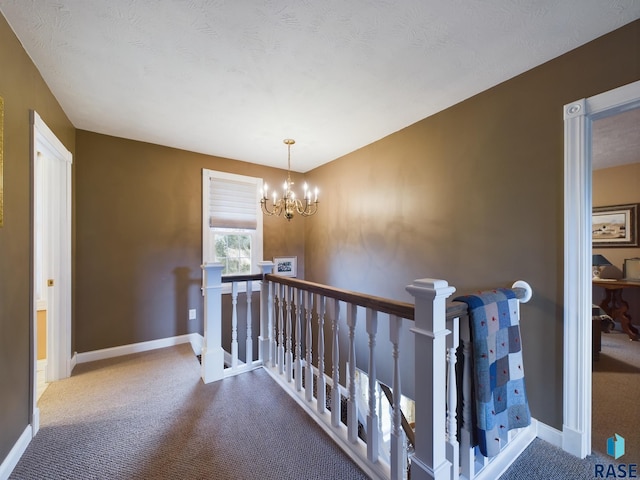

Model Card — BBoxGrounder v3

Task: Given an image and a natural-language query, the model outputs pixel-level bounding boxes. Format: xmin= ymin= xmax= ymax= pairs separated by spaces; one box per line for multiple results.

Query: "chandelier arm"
xmin=261 ymin=198 xmax=284 ymax=216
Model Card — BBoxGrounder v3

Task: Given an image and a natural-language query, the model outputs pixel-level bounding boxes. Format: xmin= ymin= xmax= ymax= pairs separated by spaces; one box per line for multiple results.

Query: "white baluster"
xmin=331 ymin=299 xmax=341 ymax=428
xmin=295 ymin=288 xmax=303 ymax=392
xmin=258 ymin=261 xmax=274 ymax=367
xmin=366 ymin=308 xmax=379 ymax=463
xmin=286 ymin=286 xmax=294 ymax=382
xmin=346 ymin=303 xmax=358 ymax=443
xmin=317 ymin=295 xmax=326 ymax=414
xmin=278 ymin=283 xmax=285 ymax=375
xmin=460 ymin=317 xmax=474 ymax=479
xmin=446 ymin=316 xmax=460 ymax=480
xmin=270 ymin=281 xmax=277 ymax=368
xmin=246 ymin=280 xmax=253 ymax=365
xmin=231 ymin=281 xmax=239 ymax=369
xmin=389 ymin=314 xmax=404 ymax=480
xmin=305 ymin=290 xmax=314 ymax=402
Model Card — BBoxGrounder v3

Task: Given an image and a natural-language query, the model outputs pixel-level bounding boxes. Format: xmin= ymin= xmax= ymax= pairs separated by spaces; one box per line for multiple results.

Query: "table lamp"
xmin=592 ymin=254 xmax=612 ymax=280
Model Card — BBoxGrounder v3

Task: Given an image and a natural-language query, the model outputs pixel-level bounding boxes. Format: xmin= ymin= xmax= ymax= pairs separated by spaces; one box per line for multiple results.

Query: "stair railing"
xmin=201 ymin=262 xmax=533 ymax=480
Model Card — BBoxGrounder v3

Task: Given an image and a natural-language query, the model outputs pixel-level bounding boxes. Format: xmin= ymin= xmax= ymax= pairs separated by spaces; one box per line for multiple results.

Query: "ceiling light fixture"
xmin=261 ymin=139 xmax=318 ymax=221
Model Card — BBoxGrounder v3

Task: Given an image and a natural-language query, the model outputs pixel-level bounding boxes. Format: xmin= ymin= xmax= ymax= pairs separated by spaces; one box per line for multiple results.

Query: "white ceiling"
xmin=593 ymin=107 xmax=640 ymax=170
xmin=1 ymin=1 xmax=639 ymax=172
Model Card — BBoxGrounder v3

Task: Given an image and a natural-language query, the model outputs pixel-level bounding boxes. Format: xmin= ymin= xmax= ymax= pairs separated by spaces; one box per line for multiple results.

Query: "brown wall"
xmin=304 ymin=21 xmax=640 ymax=429
xmin=75 ymin=131 xmax=304 ymax=352
xmin=593 ymin=162 xmax=640 ymax=322
xmin=0 ymin=13 xmax=75 ymax=466
xmin=1 ymin=7 xmax=639 ymax=467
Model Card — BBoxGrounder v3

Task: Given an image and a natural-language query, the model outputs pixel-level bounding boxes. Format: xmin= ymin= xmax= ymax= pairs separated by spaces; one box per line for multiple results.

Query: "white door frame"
xmin=31 ymin=111 xmax=72 ymax=434
xmin=562 ymin=80 xmax=640 ymax=458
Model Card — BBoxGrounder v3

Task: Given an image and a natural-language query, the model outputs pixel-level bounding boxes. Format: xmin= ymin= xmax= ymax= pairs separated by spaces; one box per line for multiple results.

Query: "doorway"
xmin=31 ymin=111 xmax=72 ymax=435
xmin=563 ymin=80 xmax=640 ymax=458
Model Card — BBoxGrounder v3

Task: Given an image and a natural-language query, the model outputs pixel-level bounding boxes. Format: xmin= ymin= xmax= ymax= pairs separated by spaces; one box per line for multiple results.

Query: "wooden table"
xmin=593 ymin=279 xmax=640 ymax=341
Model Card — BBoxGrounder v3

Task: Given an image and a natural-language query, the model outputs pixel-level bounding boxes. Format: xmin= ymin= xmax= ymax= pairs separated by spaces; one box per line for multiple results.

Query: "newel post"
xmin=258 ymin=261 xmax=275 ymax=366
xmin=201 ymin=263 xmax=225 ymax=384
xmin=407 ymin=278 xmax=456 ymax=480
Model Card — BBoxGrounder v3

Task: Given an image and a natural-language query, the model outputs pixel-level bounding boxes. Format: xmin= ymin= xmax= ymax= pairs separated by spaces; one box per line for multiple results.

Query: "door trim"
xmin=563 ymin=80 xmax=640 ymax=458
xmin=31 ymin=111 xmax=72 ymax=434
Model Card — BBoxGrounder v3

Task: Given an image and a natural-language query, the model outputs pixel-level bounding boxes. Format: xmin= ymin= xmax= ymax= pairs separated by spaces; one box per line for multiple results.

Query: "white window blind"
xmin=209 ymin=177 xmax=258 ymax=230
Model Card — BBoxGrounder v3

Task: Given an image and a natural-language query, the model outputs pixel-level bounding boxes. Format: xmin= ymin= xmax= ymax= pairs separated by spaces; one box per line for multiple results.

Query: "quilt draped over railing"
xmin=454 ymin=288 xmax=531 ymax=457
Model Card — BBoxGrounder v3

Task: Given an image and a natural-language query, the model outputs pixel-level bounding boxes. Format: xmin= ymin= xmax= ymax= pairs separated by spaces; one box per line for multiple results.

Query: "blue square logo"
xmin=607 ymin=433 xmax=625 ymax=459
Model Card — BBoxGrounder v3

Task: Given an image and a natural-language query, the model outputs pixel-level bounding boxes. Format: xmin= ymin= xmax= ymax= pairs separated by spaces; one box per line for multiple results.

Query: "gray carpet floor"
xmin=501 ymin=325 xmax=640 ymax=479
xmin=13 ymin=332 xmax=638 ymax=480
xmin=10 ymin=344 xmax=369 ymax=480
xmin=592 ymin=328 xmax=640 ymax=462
xmin=499 ymin=438 xmax=617 ymax=479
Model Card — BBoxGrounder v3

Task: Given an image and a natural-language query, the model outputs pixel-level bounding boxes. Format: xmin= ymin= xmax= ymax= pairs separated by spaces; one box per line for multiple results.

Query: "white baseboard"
xmin=475 ymin=420 xmax=538 ymax=480
xmin=0 ymin=425 xmax=32 ymax=480
xmin=70 ymin=352 xmax=77 ymax=372
xmin=190 ymin=333 xmax=204 ymax=355
xmin=75 ymin=333 xmax=203 ymax=364
xmin=562 ymin=423 xmax=589 ymax=459
xmin=536 ymin=420 xmax=563 ymax=449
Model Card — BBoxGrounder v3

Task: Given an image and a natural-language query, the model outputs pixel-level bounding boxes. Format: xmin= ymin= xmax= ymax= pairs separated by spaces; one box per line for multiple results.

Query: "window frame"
xmin=202 ymin=169 xmax=263 ymax=293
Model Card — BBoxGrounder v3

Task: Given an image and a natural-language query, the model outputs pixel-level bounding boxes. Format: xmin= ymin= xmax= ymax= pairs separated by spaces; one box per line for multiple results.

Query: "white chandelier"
xmin=261 ymin=139 xmax=319 ymax=221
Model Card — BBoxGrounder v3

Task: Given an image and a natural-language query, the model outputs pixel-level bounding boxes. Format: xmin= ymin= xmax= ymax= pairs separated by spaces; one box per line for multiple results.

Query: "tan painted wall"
xmin=0 ymin=13 xmax=75 ymax=466
xmin=75 ymin=131 xmax=304 ymax=352
xmin=303 ymin=21 xmax=640 ymax=429
xmin=593 ymin=162 xmax=640 ymax=272
xmin=37 ymin=310 xmax=47 ymax=360
xmin=593 ymin=162 xmax=640 ymax=323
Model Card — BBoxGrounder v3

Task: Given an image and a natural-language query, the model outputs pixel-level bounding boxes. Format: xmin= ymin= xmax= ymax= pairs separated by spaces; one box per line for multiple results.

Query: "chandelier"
xmin=261 ymin=139 xmax=319 ymax=221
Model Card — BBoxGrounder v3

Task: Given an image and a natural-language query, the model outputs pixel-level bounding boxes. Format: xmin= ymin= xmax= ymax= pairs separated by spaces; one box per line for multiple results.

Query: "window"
xmin=214 ymin=232 xmax=252 ymax=275
xmin=202 ymin=169 xmax=263 ymax=279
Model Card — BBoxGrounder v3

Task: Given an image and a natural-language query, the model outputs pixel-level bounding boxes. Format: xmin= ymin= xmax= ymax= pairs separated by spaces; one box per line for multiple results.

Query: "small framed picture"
xmin=274 ymin=256 xmax=297 ymax=277
xmin=592 ymin=203 xmax=638 ymax=247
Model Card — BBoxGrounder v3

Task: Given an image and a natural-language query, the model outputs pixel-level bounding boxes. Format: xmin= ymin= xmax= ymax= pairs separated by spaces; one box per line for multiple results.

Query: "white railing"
xmin=201 ymin=262 xmax=534 ymax=480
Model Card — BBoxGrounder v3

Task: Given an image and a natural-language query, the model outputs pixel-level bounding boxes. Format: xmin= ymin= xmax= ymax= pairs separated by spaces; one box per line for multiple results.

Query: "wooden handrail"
xmin=265 ymin=273 xmax=416 ymax=320
xmin=446 ymin=286 xmax=528 ymax=321
xmin=446 ymin=302 xmax=469 ymax=321
xmin=265 ymin=274 xmax=528 ymax=324
xmin=221 ymin=273 xmax=263 ymax=283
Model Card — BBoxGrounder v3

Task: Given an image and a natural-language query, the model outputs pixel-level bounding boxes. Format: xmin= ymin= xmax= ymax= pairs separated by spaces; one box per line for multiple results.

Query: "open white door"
xmin=31 ymin=111 xmax=72 ymax=434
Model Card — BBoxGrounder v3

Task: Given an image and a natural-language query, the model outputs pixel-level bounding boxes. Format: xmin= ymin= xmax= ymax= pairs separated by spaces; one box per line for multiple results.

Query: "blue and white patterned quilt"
xmin=454 ymin=288 xmax=531 ymax=457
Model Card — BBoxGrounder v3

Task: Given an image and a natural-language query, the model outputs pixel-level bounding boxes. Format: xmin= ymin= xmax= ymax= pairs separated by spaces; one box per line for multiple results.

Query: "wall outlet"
xmin=188 ymin=309 xmax=196 ymax=320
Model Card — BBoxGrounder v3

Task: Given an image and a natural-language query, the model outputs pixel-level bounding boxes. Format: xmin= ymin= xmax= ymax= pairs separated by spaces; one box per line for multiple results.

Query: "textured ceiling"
xmin=1 ymin=1 xmax=639 ymax=172
xmin=593 ymin=107 xmax=640 ymax=170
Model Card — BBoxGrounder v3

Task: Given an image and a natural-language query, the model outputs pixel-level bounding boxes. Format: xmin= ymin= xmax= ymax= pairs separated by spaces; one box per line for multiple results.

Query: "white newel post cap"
xmin=258 ymin=261 xmax=275 ymax=275
xmin=202 ymin=262 xmax=224 ymax=287
xmin=406 ymin=278 xmax=456 ymax=300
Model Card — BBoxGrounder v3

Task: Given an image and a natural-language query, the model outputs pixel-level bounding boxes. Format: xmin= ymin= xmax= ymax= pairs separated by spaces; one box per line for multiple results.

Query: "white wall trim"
xmin=75 ymin=333 xmax=203 ymax=365
xmin=0 ymin=425 xmax=32 ymax=480
xmin=536 ymin=420 xmax=563 ymax=449
xmin=475 ymin=421 xmax=537 ymax=480
xmin=563 ymin=80 xmax=640 ymax=459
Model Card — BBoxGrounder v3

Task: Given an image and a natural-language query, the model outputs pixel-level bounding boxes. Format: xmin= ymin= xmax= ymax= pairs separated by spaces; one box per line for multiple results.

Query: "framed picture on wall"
xmin=592 ymin=203 xmax=638 ymax=247
xmin=274 ymin=256 xmax=297 ymax=277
